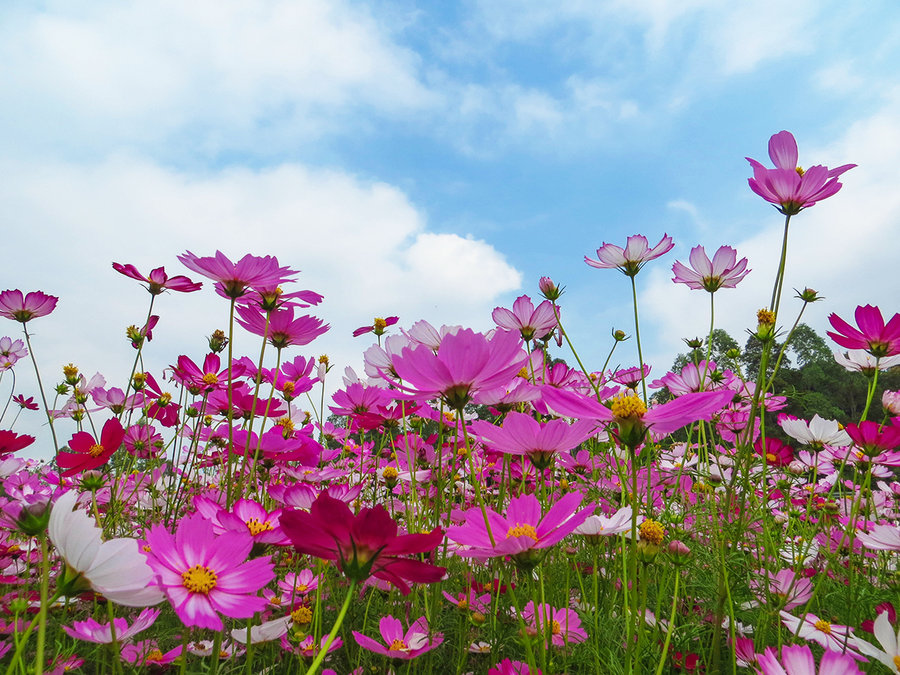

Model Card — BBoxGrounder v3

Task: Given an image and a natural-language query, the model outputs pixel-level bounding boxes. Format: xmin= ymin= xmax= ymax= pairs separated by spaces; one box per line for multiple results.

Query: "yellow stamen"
xmin=181 ymin=564 xmax=218 ymax=594
xmin=202 ymin=373 xmax=218 ymax=385
xmin=291 ymin=606 xmax=312 ymax=625
xmin=610 ymin=393 xmax=647 ymax=419
xmin=374 ymin=318 xmax=388 ymax=331
xmin=506 ymin=523 xmax=538 ymax=541
xmin=639 ymin=519 xmax=665 ymax=546
xmin=389 ymin=639 xmax=409 ymax=651
xmin=246 ymin=518 xmax=273 ymax=536
xmin=88 ymin=443 xmax=105 ymax=458
xmin=813 ymin=619 xmax=832 ymax=634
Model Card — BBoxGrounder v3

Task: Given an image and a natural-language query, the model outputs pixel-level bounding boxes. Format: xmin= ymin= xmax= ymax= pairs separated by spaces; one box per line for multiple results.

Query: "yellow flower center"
xmin=282 ymin=382 xmax=295 ymax=396
xmin=796 ymin=166 xmax=805 ymax=176
xmin=276 ymin=417 xmax=295 ymax=433
xmin=766 ymin=453 xmax=777 ymax=463
xmin=145 ymin=649 xmax=164 ymax=662
xmin=202 ymin=373 xmax=218 ymax=385
xmin=814 ymin=619 xmax=832 ymax=634
xmin=518 ymin=367 xmax=529 ymax=379
xmin=374 ymin=318 xmax=388 ymax=331
xmin=639 ymin=519 xmax=665 ymax=546
xmin=506 ymin=523 xmax=538 ymax=541
xmin=157 ymin=392 xmax=172 ymax=406
xmin=610 ymin=394 xmax=647 ymax=419
xmin=551 ymin=620 xmax=561 ymax=635
xmin=318 ymin=354 xmax=329 ymax=365
xmin=88 ymin=443 xmax=105 ymax=458
xmin=246 ymin=518 xmax=273 ymax=536
xmin=383 ymin=466 xmax=399 ymax=480
xmin=893 ymin=656 xmax=900 ymax=670
xmin=291 ymin=606 xmax=312 ymax=625
xmin=757 ymin=309 xmax=776 ymax=326
xmin=389 ymin=639 xmax=409 ymax=651
xmin=458 ymin=598 xmax=468 ymax=610
xmin=181 ymin=564 xmax=218 ymax=594
xmin=63 ymin=364 xmax=79 ymax=378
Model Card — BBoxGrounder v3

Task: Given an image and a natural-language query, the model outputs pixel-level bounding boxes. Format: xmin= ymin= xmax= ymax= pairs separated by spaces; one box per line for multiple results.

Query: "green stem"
xmin=654 ymin=570 xmax=680 ymax=675
xmin=629 ymin=276 xmax=648 ymax=404
xmin=22 ymin=326 xmax=59 ymax=458
xmin=306 ymin=581 xmax=357 ymax=675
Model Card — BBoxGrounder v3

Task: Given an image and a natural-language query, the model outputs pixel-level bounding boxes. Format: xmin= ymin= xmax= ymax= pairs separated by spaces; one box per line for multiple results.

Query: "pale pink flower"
xmin=585 ymin=234 xmax=674 ymax=277
xmin=756 ymin=644 xmax=863 ymax=675
xmin=353 ymin=615 xmax=443 ymax=660
xmin=671 ymin=245 xmax=749 ymax=292
xmin=492 ymin=295 xmax=558 ymax=341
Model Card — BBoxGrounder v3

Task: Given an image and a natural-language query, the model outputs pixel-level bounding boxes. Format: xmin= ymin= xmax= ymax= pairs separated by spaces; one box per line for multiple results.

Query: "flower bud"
xmin=612 ymin=329 xmax=629 ymax=342
xmin=795 ymin=287 xmax=823 ymax=303
xmin=683 ymin=337 xmax=704 ymax=350
xmin=538 ymin=276 xmax=564 ymax=301
xmin=667 ymin=539 xmax=691 ymax=565
xmin=753 ymin=309 xmax=777 ymax=342
xmin=207 ymin=329 xmax=228 ymax=354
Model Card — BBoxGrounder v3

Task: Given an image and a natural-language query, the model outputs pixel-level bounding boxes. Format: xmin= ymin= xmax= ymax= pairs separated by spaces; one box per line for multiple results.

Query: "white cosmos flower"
xmin=853 ymin=610 xmax=900 ymax=673
xmin=780 ymin=414 xmax=851 ymax=447
xmin=49 ymin=490 xmax=164 ymax=607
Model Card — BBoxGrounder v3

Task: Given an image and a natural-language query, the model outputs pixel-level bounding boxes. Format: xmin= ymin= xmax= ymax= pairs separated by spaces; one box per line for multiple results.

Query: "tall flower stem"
xmin=769 ymin=214 xmax=793 ymax=318
xmin=33 ymin=534 xmax=51 ymax=675
xmin=654 ymin=569 xmax=680 ymax=675
xmin=118 ymin=294 xmax=156 ymax=420
xmin=224 ymin=298 xmax=237 ymax=508
xmin=22 ymin=326 xmax=59 ymax=458
xmin=551 ymin=304 xmax=601 ymax=399
xmin=305 ymin=581 xmax=357 ymax=675
xmin=629 ymin=276 xmax=648 ymax=403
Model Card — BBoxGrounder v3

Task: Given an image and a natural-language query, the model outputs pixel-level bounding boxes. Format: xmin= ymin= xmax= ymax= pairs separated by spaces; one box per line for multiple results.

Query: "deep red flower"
xmin=0 ymin=430 xmax=35 ymax=456
xmin=57 ymin=418 xmax=126 ymax=476
xmin=845 ymin=420 xmax=900 ymax=458
xmin=754 ymin=437 xmax=795 ymax=466
xmin=112 ymin=263 xmax=202 ymax=295
xmin=827 ymin=305 xmax=900 ymax=358
xmin=280 ymin=493 xmax=445 ymax=594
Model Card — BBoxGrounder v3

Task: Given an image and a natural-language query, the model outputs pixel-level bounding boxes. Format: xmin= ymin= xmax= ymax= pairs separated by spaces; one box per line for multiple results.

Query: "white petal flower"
xmin=49 ymin=491 xmax=164 ymax=607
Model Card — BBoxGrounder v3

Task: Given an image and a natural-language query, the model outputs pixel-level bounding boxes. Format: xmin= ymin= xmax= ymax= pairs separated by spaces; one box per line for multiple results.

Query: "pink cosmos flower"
xmin=143 ymin=514 xmax=275 ymax=630
xmin=845 ymin=420 xmax=900 ymax=457
xmin=280 ymin=493 xmax=445 ymax=594
xmin=756 ymin=644 xmax=863 ymax=675
xmin=353 ymin=316 xmax=399 ymax=338
xmin=120 ymin=641 xmax=183 ymax=667
xmin=489 ymin=659 xmax=541 ymax=675
xmin=171 ymin=353 xmax=229 ymax=394
xmin=57 ymin=418 xmax=126 ymax=476
xmin=780 ymin=611 xmax=863 ymax=658
xmin=0 ymin=337 xmax=26 ymax=364
xmin=446 ymin=492 xmax=593 ymax=567
xmin=178 ymin=251 xmax=297 ymax=299
xmin=671 ymin=245 xmax=750 ymax=292
xmin=521 ymin=601 xmax=587 ymax=647
xmin=63 ymin=608 xmax=159 ymax=644
xmin=827 ymin=305 xmax=900 ymax=358
xmin=585 ymin=234 xmax=674 ymax=277
xmin=12 ymin=394 xmax=38 ymax=410
xmin=856 ymin=522 xmax=900 ymax=552
xmin=353 ymin=615 xmax=443 ymax=660
xmin=192 ymin=495 xmax=290 ymax=546
xmin=390 ymin=328 xmax=527 ymax=410
xmin=112 ymin=263 xmax=202 ymax=294
xmin=469 ymin=411 xmax=596 ymax=470
xmin=492 ymin=295 xmax=558 ymax=341
xmin=747 ymin=130 xmax=855 ymax=215
xmin=235 ymin=304 xmax=329 ymax=349
xmin=0 ymin=290 xmax=58 ymax=323
xmin=748 ymin=569 xmax=812 ymax=611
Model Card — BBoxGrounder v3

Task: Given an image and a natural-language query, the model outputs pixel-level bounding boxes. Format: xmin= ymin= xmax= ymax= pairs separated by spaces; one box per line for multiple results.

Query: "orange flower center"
xmin=291 ymin=606 xmax=312 ymax=624
xmin=202 ymin=373 xmax=218 ymax=385
xmin=506 ymin=524 xmax=538 ymax=541
xmin=145 ymin=649 xmax=164 ymax=662
xmin=814 ymin=619 xmax=832 ymax=634
xmin=88 ymin=443 xmax=105 ymax=458
xmin=389 ymin=639 xmax=409 ymax=651
xmin=246 ymin=518 xmax=273 ymax=536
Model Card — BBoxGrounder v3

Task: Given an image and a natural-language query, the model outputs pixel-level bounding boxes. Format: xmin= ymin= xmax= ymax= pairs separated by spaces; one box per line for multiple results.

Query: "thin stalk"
xmin=306 ymin=581 xmax=357 ymax=675
xmin=628 ymin=276 xmax=648 ymax=403
xmin=22 ymin=326 xmax=59 ymax=458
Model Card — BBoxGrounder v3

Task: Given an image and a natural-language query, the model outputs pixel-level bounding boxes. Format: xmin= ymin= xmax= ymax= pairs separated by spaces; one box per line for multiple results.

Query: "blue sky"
xmin=2 ymin=1 xmax=899 ymax=455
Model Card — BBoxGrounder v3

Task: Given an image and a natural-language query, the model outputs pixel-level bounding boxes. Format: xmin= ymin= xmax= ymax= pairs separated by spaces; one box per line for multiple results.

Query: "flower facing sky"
xmin=492 ymin=294 xmax=558 ymax=341
xmin=747 ymin=130 xmax=855 ymax=215
xmin=0 ymin=290 xmax=58 ymax=323
xmin=585 ymin=234 xmax=674 ymax=277
xmin=235 ymin=304 xmax=329 ymax=349
xmin=143 ymin=514 xmax=275 ymax=630
xmin=280 ymin=493 xmax=445 ymax=594
xmin=827 ymin=305 xmax=900 ymax=358
xmin=671 ymin=245 xmax=750 ymax=292
xmin=63 ymin=608 xmax=160 ymax=644
xmin=177 ymin=251 xmax=298 ymax=299
xmin=112 ymin=263 xmax=202 ymax=295
xmin=353 ymin=615 xmax=443 ymax=661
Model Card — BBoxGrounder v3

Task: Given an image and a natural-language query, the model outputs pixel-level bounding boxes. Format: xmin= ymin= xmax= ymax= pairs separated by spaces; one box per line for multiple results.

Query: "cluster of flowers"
xmin=0 ymin=131 xmax=897 ymax=675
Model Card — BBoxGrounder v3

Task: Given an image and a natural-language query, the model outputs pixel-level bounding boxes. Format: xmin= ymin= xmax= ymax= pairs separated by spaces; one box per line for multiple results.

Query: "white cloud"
xmin=0 ymin=0 xmax=434 ymax=157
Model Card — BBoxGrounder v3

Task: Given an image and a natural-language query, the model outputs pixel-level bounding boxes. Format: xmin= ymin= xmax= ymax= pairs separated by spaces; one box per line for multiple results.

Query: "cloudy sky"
xmin=2 ymin=1 xmax=898 ymax=455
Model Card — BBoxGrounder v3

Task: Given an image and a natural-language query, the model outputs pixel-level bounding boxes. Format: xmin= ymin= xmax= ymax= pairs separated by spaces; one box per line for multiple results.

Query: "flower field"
xmin=0 ymin=131 xmax=898 ymax=674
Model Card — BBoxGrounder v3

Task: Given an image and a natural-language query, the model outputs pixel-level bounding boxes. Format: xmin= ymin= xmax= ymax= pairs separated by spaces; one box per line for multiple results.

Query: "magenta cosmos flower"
xmin=63 ymin=608 xmax=159 ymax=644
xmin=353 ymin=615 xmax=443 ymax=661
xmin=469 ymin=412 xmax=596 ymax=470
xmin=390 ymin=328 xmax=527 ymax=410
xmin=585 ymin=234 xmax=674 ymax=277
xmin=827 ymin=305 xmax=900 ymax=358
xmin=353 ymin=316 xmax=399 ymax=337
xmin=756 ymin=644 xmax=863 ymax=675
xmin=521 ymin=601 xmax=587 ymax=648
xmin=0 ymin=290 xmax=58 ymax=323
xmin=280 ymin=493 xmax=445 ymax=594
xmin=143 ymin=514 xmax=275 ymax=630
xmin=747 ymin=130 xmax=855 ymax=215
xmin=235 ymin=304 xmax=329 ymax=349
xmin=112 ymin=263 xmax=202 ymax=295
xmin=492 ymin=295 xmax=558 ymax=341
xmin=57 ymin=418 xmax=125 ymax=476
xmin=447 ymin=492 xmax=592 ymax=567
xmin=671 ymin=245 xmax=750 ymax=292
xmin=177 ymin=251 xmax=297 ymax=299
xmin=845 ymin=420 xmax=900 ymax=457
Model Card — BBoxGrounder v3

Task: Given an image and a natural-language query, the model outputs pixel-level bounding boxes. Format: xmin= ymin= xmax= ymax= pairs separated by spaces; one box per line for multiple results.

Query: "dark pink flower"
xmin=112 ymin=263 xmax=202 ymax=295
xmin=845 ymin=420 xmax=900 ymax=457
xmin=492 ymin=295 xmax=557 ymax=341
xmin=236 ymin=304 xmax=329 ymax=349
xmin=672 ymin=245 xmax=750 ymax=292
xmin=585 ymin=234 xmax=674 ymax=277
xmin=353 ymin=316 xmax=399 ymax=338
xmin=469 ymin=412 xmax=595 ymax=470
xmin=0 ymin=430 xmax=35 ymax=457
xmin=12 ymin=394 xmax=38 ymax=410
xmin=0 ymin=290 xmax=58 ymax=323
xmin=171 ymin=353 xmax=228 ymax=394
xmin=521 ymin=601 xmax=587 ymax=648
xmin=177 ymin=251 xmax=297 ymax=299
xmin=353 ymin=615 xmax=443 ymax=660
xmin=390 ymin=328 xmax=527 ymax=410
xmin=827 ymin=305 xmax=900 ymax=358
xmin=280 ymin=493 xmax=445 ymax=594
xmin=63 ymin=608 xmax=159 ymax=644
xmin=57 ymin=418 xmax=125 ymax=476
xmin=143 ymin=514 xmax=274 ymax=630
xmin=747 ymin=130 xmax=855 ymax=215
xmin=489 ymin=659 xmax=541 ymax=675
xmin=754 ymin=437 xmax=795 ymax=466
